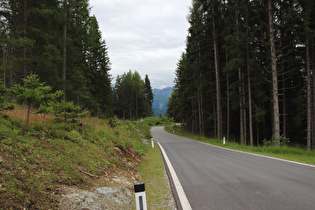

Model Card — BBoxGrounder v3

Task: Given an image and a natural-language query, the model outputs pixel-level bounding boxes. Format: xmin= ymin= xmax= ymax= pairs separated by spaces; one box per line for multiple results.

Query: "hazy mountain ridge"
xmin=152 ymin=87 xmax=173 ymax=116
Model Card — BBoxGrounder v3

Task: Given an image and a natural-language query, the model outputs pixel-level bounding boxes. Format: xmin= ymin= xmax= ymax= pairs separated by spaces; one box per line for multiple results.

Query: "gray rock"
xmin=60 ymin=177 xmax=136 ymax=209
xmin=96 ymin=187 xmax=116 ymax=195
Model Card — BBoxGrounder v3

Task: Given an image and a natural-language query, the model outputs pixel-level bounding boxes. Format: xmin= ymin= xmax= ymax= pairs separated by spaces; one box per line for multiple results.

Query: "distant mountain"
xmin=152 ymin=87 xmax=173 ymax=116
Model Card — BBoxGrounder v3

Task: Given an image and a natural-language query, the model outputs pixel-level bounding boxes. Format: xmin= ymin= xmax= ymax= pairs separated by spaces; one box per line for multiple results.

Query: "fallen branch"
xmin=76 ymin=167 xmax=99 ymax=179
xmin=83 ymin=171 xmax=98 ymax=178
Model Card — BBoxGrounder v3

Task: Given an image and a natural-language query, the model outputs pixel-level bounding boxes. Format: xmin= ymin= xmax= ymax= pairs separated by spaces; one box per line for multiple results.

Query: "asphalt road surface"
xmin=150 ymin=126 xmax=315 ymax=210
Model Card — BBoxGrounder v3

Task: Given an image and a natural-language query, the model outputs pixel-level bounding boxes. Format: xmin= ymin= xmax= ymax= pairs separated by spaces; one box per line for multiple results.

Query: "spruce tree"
xmin=11 ymin=74 xmax=62 ymax=130
xmin=144 ymin=74 xmax=153 ymax=117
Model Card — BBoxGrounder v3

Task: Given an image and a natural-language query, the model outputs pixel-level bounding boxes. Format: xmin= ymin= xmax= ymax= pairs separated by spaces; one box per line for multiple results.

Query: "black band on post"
xmin=134 ymin=182 xmax=145 ymax=193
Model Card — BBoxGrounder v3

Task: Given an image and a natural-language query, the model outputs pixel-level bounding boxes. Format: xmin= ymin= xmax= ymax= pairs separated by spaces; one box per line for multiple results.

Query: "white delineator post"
xmin=223 ymin=136 xmax=226 ymax=145
xmin=151 ymin=137 xmax=154 ymax=148
xmin=134 ymin=182 xmax=147 ymax=210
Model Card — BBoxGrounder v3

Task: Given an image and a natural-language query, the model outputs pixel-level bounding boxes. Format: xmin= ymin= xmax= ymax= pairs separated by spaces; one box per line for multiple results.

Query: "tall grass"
xmin=1 ymin=106 xmax=55 ymax=134
xmin=2 ymin=106 xmax=54 ymax=123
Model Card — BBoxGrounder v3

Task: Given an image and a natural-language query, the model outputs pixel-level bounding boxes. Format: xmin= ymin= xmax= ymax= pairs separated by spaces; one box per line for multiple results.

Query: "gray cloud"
xmin=89 ymin=0 xmax=191 ymax=89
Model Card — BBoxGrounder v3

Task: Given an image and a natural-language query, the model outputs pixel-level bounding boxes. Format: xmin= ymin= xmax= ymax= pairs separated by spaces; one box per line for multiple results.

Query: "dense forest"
xmin=0 ymin=0 xmax=153 ymax=119
xmin=114 ymin=71 xmax=154 ymax=119
xmin=167 ymin=0 xmax=315 ymax=149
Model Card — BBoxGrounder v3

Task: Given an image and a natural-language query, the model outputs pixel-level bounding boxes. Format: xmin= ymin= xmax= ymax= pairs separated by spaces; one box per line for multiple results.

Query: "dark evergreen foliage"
xmin=0 ymin=0 xmax=114 ymax=117
xmin=114 ymin=70 xmax=153 ymax=120
xmin=144 ymin=74 xmax=154 ymax=116
xmin=168 ymin=0 xmax=315 ymax=147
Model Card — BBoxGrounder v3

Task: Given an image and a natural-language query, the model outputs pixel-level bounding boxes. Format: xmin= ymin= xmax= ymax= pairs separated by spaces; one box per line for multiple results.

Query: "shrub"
xmin=108 ymin=118 xmax=117 ymax=128
xmin=53 ymin=100 xmax=82 ymax=121
xmin=263 ymin=135 xmax=290 ymax=147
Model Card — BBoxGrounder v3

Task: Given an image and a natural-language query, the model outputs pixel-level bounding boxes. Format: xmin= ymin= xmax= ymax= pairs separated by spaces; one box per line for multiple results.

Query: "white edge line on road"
xmin=199 ymin=141 xmax=315 ymax=169
xmin=156 ymin=142 xmax=192 ymax=210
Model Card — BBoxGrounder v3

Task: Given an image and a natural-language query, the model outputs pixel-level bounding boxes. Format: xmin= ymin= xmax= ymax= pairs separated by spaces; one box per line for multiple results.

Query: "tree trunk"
xmin=212 ymin=4 xmax=222 ymax=140
xmin=247 ymin=46 xmax=254 ymax=146
xmin=23 ymin=0 xmax=28 ymax=79
xmin=192 ymin=102 xmax=195 ymax=134
xmin=268 ymin=0 xmax=280 ymax=143
xmin=236 ymin=2 xmax=246 ymax=145
xmin=306 ymin=38 xmax=312 ymax=150
xmin=227 ymin=67 xmax=230 ymax=141
xmin=198 ymin=51 xmax=203 ymax=135
xmin=213 ymin=100 xmax=217 ymax=138
xmin=282 ymin=73 xmax=287 ymax=137
xmin=256 ymin=122 xmax=260 ymax=146
xmin=198 ymin=97 xmax=202 ymax=135
xmin=2 ymin=47 xmax=5 ymax=89
xmin=9 ymin=46 xmax=14 ymax=87
xmin=243 ymin=71 xmax=247 ymax=145
xmin=312 ymin=41 xmax=315 ymax=149
xmin=26 ymin=103 xmax=31 ymax=130
xmin=239 ymin=67 xmax=245 ymax=145
xmin=136 ymin=92 xmax=138 ymax=119
xmin=62 ymin=0 xmax=68 ymax=99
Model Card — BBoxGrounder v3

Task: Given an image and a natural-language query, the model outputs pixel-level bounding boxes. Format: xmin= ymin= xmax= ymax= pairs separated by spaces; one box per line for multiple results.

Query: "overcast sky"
xmin=89 ymin=0 xmax=191 ymax=89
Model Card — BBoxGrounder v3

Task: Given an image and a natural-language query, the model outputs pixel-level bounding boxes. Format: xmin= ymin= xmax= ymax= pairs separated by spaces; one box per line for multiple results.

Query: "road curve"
xmin=151 ymin=126 xmax=315 ymax=210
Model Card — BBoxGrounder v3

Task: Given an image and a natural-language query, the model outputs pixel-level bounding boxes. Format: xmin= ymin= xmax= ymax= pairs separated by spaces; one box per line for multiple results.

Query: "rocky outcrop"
xmin=59 ymin=176 xmax=135 ymax=210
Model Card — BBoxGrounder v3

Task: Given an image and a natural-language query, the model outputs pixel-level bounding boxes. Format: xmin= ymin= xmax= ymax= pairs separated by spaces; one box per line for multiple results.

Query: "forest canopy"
xmin=114 ymin=70 xmax=154 ymax=120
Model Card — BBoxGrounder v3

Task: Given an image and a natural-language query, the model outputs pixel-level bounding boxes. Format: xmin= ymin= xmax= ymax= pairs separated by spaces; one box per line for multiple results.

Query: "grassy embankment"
xmin=137 ymin=117 xmax=175 ymax=209
xmin=165 ymin=125 xmax=315 ymax=165
xmin=0 ymin=107 xmax=172 ymax=209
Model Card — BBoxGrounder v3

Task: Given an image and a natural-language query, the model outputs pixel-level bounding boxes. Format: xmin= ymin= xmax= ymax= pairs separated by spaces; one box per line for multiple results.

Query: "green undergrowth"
xmin=142 ymin=116 xmax=173 ymax=127
xmin=165 ymin=126 xmax=315 ymax=165
xmin=0 ymin=115 xmax=149 ymax=209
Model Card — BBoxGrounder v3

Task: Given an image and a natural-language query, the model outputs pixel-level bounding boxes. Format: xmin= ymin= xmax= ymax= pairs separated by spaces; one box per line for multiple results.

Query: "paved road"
xmin=151 ymin=127 xmax=315 ymax=210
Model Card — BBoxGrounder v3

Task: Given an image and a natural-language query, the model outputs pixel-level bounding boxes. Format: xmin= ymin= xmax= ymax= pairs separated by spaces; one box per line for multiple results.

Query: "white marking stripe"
xmin=157 ymin=142 xmax=192 ymax=210
xmin=200 ymin=141 xmax=315 ymax=168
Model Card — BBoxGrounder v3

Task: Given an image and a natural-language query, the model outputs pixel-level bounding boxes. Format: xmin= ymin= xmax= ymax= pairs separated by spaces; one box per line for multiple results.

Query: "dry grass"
xmin=1 ymin=106 xmax=54 ymax=123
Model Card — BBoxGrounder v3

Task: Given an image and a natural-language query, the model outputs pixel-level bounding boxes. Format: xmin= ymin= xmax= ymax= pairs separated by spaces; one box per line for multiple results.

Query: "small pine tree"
xmin=11 ymin=74 xmax=62 ymax=129
xmin=53 ymin=100 xmax=89 ymax=122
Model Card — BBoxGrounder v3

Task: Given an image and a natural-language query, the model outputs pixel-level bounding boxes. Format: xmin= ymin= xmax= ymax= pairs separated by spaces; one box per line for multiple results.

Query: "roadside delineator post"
xmin=223 ymin=136 xmax=226 ymax=145
xmin=151 ymin=137 xmax=154 ymax=148
xmin=134 ymin=182 xmax=147 ymax=210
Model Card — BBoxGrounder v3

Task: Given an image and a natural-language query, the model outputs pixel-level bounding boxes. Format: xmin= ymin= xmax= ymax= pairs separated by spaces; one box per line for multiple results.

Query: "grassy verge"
xmin=135 ymin=117 xmax=175 ymax=209
xmin=137 ymin=143 xmax=174 ymax=209
xmin=165 ymin=126 xmax=315 ymax=165
xmin=0 ymin=107 xmax=148 ymax=209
